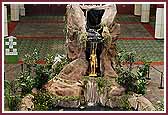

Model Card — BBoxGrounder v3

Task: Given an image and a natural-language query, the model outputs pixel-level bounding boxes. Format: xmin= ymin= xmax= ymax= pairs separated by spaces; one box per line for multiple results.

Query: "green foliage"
xmin=108 ymin=95 xmax=132 ymax=110
xmin=81 ymin=76 xmax=90 ymax=84
xmin=15 ymin=71 xmax=35 ymax=96
xmin=33 ymin=90 xmax=80 ymax=111
xmin=34 ymin=64 xmax=53 ymax=89
xmin=45 ymin=54 xmax=55 ymax=67
xmin=116 ymin=50 xmax=150 ymax=95
xmin=33 ymin=90 xmax=53 ymax=111
xmin=116 ymin=63 xmax=149 ymax=94
xmin=23 ymin=48 xmax=40 ymax=65
xmin=96 ymin=77 xmax=111 ymax=94
xmin=23 ymin=49 xmax=40 ymax=75
xmin=155 ymin=98 xmax=164 ymax=111
xmin=21 ymin=51 xmax=55 ymax=90
xmin=118 ymin=95 xmax=132 ymax=110
xmin=116 ymin=68 xmax=137 ymax=93
xmin=4 ymin=80 xmax=21 ymax=111
xmin=116 ymin=50 xmax=136 ymax=70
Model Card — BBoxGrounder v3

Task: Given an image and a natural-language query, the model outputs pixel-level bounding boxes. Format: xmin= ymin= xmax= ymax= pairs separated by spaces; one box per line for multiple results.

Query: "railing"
xmin=147 ymin=65 xmax=164 ymax=89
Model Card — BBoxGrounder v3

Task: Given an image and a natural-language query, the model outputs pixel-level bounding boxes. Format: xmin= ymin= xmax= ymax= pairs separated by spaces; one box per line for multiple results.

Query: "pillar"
xmin=19 ymin=4 xmax=25 ymax=16
xmin=141 ymin=4 xmax=150 ymax=23
xmin=4 ymin=6 xmax=8 ymax=37
xmin=134 ymin=4 xmax=141 ymax=16
xmin=10 ymin=4 xmax=19 ymax=21
xmin=155 ymin=6 xmax=164 ymax=39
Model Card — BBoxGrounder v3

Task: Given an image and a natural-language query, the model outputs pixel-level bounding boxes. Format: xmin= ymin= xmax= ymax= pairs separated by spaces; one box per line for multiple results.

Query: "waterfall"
xmin=84 ymin=78 xmax=99 ymax=106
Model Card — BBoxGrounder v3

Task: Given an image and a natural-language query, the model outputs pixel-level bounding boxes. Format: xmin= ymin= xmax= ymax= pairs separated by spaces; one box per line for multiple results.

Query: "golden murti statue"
xmin=89 ymin=48 xmax=98 ymax=77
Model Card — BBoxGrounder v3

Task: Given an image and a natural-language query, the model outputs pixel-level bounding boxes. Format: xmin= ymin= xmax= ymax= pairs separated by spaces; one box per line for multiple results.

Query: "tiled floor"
xmin=119 ymin=24 xmax=153 ymax=38
xmin=17 ymin=39 xmax=65 ymax=59
xmin=117 ymin=40 xmax=164 ymax=61
xmin=12 ymin=23 xmax=65 ymax=36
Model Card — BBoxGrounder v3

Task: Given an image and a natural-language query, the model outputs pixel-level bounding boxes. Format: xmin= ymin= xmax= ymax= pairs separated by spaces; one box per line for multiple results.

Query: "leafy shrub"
xmin=116 ymin=50 xmax=150 ymax=95
xmin=45 ymin=54 xmax=55 ymax=69
xmin=15 ymin=71 xmax=35 ymax=96
xmin=33 ymin=90 xmax=53 ymax=111
xmin=116 ymin=50 xmax=136 ymax=70
xmin=34 ymin=64 xmax=52 ymax=89
xmin=4 ymin=80 xmax=21 ymax=111
xmin=116 ymin=68 xmax=137 ymax=92
xmin=33 ymin=90 xmax=80 ymax=111
xmin=96 ymin=77 xmax=112 ymax=94
xmin=155 ymin=98 xmax=164 ymax=111
xmin=116 ymin=62 xmax=149 ymax=95
xmin=23 ymin=49 xmax=40 ymax=74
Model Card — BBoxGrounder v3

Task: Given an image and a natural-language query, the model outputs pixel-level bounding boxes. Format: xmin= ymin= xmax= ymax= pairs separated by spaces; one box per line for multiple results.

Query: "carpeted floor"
xmin=7 ymin=15 xmax=163 ymax=62
xmin=4 ymin=14 xmax=165 ymax=111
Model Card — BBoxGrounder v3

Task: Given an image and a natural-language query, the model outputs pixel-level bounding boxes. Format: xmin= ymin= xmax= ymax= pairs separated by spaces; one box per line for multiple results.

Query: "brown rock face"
xmin=20 ymin=94 xmax=34 ymax=111
xmin=46 ymin=4 xmax=120 ymax=97
xmin=58 ymin=58 xmax=88 ymax=81
xmin=128 ymin=95 xmax=156 ymax=111
xmin=66 ymin=4 xmax=120 ymax=78
xmin=44 ymin=58 xmax=88 ymax=97
xmin=45 ymin=78 xmax=83 ymax=97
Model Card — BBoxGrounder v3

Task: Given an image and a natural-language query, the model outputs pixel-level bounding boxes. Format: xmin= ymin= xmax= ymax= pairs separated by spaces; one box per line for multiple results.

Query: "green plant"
xmin=116 ymin=68 xmax=137 ymax=93
xmin=45 ymin=54 xmax=55 ymax=68
xmin=33 ymin=89 xmax=80 ymax=111
xmin=116 ymin=51 xmax=149 ymax=95
xmin=96 ymin=77 xmax=111 ymax=94
xmin=34 ymin=64 xmax=52 ymax=89
xmin=108 ymin=95 xmax=132 ymax=110
xmin=116 ymin=62 xmax=149 ymax=95
xmin=23 ymin=49 xmax=40 ymax=74
xmin=33 ymin=90 xmax=53 ymax=111
xmin=4 ymin=80 xmax=21 ymax=111
xmin=81 ymin=76 xmax=90 ymax=85
xmin=15 ymin=71 xmax=35 ymax=96
xmin=155 ymin=98 xmax=164 ymax=111
xmin=116 ymin=50 xmax=136 ymax=71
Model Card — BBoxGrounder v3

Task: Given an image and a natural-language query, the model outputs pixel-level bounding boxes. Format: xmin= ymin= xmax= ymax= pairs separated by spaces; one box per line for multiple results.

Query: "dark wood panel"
xmin=117 ymin=4 xmax=134 ymax=14
xmin=25 ymin=4 xmax=67 ymax=16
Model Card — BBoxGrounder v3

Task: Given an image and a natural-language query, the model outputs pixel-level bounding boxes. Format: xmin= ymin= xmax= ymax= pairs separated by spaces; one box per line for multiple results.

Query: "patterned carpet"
xmin=7 ymin=14 xmax=164 ymax=62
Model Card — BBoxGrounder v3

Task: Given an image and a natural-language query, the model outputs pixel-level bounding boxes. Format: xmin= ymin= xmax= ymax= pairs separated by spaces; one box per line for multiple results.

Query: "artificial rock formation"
xmin=45 ymin=77 xmax=83 ymax=97
xmin=65 ymin=4 xmax=120 ymax=78
xmin=20 ymin=94 xmax=34 ymax=111
xmin=45 ymin=4 xmax=121 ymax=98
xmin=59 ymin=58 xmax=88 ymax=81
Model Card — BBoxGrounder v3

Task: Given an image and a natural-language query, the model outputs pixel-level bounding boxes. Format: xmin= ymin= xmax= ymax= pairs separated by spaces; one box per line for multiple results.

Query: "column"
xmin=155 ymin=6 xmax=164 ymax=39
xmin=134 ymin=4 xmax=141 ymax=16
xmin=10 ymin=4 xmax=19 ymax=21
xmin=4 ymin=6 xmax=8 ymax=36
xmin=141 ymin=4 xmax=150 ymax=23
xmin=19 ymin=4 xmax=25 ymax=16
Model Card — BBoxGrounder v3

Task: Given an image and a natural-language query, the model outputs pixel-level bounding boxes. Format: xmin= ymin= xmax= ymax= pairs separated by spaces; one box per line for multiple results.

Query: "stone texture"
xmin=58 ymin=58 xmax=88 ymax=81
xmin=105 ymin=95 xmax=129 ymax=109
xmin=128 ymin=95 xmax=156 ymax=111
xmin=44 ymin=78 xmax=83 ymax=97
xmin=65 ymin=4 xmax=87 ymax=60
xmin=56 ymin=100 xmax=80 ymax=108
xmin=108 ymin=78 xmax=126 ymax=96
xmin=20 ymin=94 xmax=34 ymax=111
